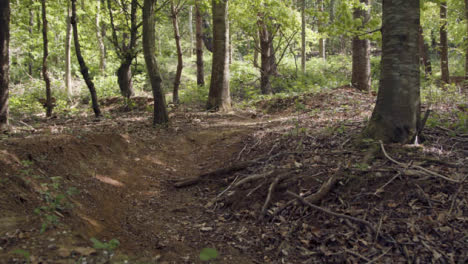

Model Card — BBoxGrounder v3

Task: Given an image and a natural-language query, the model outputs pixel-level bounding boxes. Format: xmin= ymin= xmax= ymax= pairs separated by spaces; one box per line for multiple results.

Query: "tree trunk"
xmin=65 ymin=0 xmax=72 ymax=99
xmin=0 ymin=0 xmax=10 ymax=131
xmin=28 ymin=6 xmax=34 ymax=76
xmin=202 ymin=15 xmax=213 ymax=52
xmin=96 ymin=0 xmax=106 ymax=73
xmin=465 ymin=0 xmax=468 ymax=82
xmin=41 ymin=0 xmax=52 ymax=117
xmin=258 ymin=21 xmax=277 ymax=95
xmin=195 ymin=0 xmax=205 ymax=86
xmin=117 ymin=61 xmax=133 ymax=99
xmin=171 ymin=2 xmax=183 ymax=104
xmin=351 ymin=0 xmax=371 ymax=92
xmin=318 ymin=0 xmax=326 ymax=60
xmin=107 ymin=0 xmax=138 ymax=100
xmin=364 ymin=0 xmax=420 ymax=144
xmin=189 ymin=5 xmax=194 ymax=57
xmin=301 ymin=0 xmax=306 ymax=73
xmin=207 ymin=0 xmax=231 ymax=111
xmin=418 ymin=26 xmax=432 ymax=77
xmin=440 ymin=1 xmax=449 ymax=84
xmin=143 ymin=0 xmax=169 ymax=125
xmin=71 ymin=0 xmax=101 ymax=117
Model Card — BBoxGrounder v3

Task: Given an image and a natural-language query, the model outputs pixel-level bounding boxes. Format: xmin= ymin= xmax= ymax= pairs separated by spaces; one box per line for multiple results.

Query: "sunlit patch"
xmin=422 ymin=146 xmax=454 ymax=157
xmin=95 ymin=174 xmax=124 ymax=187
xmin=78 ymin=214 xmax=102 ymax=232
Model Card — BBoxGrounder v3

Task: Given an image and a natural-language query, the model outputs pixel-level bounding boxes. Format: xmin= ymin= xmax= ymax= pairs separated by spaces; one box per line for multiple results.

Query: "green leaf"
xmin=199 ymin=248 xmax=219 ymax=261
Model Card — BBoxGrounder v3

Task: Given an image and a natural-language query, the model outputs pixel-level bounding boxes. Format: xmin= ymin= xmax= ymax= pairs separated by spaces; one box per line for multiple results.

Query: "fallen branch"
xmin=287 ymin=191 xmax=376 ymax=234
xmin=379 ymin=141 xmax=460 ymax=183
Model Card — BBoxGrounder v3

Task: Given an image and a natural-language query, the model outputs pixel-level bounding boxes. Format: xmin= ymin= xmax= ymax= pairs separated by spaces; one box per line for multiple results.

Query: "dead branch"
xmin=379 ymin=141 xmax=460 ymax=183
xmin=234 ymin=170 xmax=275 ymax=187
xmin=287 ymin=191 xmax=376 ymax=234
xmin=260 ymin=176 xmax=282 ymax=219
xmin=305 ymin=173 xmax=340 ymax=204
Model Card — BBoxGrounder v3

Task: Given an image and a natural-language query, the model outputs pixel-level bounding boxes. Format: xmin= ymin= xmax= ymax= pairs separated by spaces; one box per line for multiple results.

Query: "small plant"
xmin=199 ymin=248 xmax=219 ymax=262
xmin=34 ymin=177 xmax=76 ymax=233
xmin=90 ymin=237 xmax=120 ymax=251
xmin=12 ymin=249 xmax=30 ymax=263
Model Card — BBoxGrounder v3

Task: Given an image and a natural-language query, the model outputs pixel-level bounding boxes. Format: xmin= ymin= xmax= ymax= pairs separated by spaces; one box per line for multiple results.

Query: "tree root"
xmin=287 ymin=191 xmax=376 ymax=234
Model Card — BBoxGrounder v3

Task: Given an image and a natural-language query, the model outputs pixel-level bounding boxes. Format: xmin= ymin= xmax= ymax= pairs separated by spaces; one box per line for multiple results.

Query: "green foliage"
xmin=230 ymin=61 xmax=260 ymax=100
xmin=199 ymin=247 xmax=219 ymax=261
xmin=90 ymin=238 xmax=120 ymax=251
xmin=12 ymin=249 xmax=31 ymax=263
xmin=34 ymin=176 xmax=76 ymax=233
xmin=180 ymin=82 xmax=209 ymax=106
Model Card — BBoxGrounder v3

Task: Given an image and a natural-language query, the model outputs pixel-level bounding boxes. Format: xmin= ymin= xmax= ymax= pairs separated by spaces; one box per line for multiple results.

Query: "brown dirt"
xmin=0 ymin=87 xmax=467 ymax=263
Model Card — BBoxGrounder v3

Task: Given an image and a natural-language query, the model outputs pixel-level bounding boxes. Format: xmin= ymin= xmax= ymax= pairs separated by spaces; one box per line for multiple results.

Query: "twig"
xmin=374 ymin=172 xmax=401 ymax=196
xmin=449 ymin=175 xmax=467 ymax=214
xmin=345 ymin=249 xmax=371 ymax=262
xmin=260 ymin=176 xmax=281 ymax=219
xmin=287 ymin=191 xmax=376 ymax=234
xmin=234 ymin=170 xmax=275 ymax=187
xmin=379 ymin=141 xmax=460 ymax=183
xmin=366 ymin=247 xmax=392 ymax=264
xmin=217 ymin=175 xmax=239 ymax=198
xmin=305 ymin=173 xmax=340 ymax=203
xmin=236 ymin=144 xmax=248 ymax=161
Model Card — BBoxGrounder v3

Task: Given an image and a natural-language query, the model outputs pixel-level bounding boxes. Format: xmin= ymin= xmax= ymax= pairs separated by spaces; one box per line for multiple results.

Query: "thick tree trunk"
xmin=96 ymin=0 xmax=106 ymax=73
xmin=41 ymin=0 xmax=52 ymax=117
xmin=65 ymin=0 xmax=72 ymax=99
xmin=207 ymin=0 xmax=231 ymax=111
xmin=258 ymin=22 xmax=277 ymax=95
xmin=71 ymin=0 xmax=101 ymax=117
xmin=301 ymin=0 xmax=306 ymax=73
xmin=418 ymin=26 xmax=432 ymax=77
xmin=351 ymin=0 xmax=371 ymax=92
xmin=143 ymin=0 xmax=168 ymax=125
xmin=364 ymin=0 xmax=420 ymax=143
xmin=117 ymin=61 xmax=133 ymax=99
xmin=195 ymin=1 xmax=205 ymax=86
xmin=440 ymin=1 xmax=449 ymax=84
xmin=171 ymin=2 xmax=183 ymax=104
xmin=107 ymin=0 xmax=138 ymax=100
xmin=0 ymin=0 xmax=10 ymax=131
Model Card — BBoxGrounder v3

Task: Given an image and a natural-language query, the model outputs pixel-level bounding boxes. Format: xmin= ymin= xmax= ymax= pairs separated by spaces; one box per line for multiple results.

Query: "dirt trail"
xmin=1 ymin=89 xmax=467 ymax=263
xmin=0 ymin=110 xmax=270 ymax=263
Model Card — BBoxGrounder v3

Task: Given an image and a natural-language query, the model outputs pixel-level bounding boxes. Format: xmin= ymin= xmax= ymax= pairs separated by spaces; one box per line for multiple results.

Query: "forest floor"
xmin=0 ymin=87 xmax=467 ymax=264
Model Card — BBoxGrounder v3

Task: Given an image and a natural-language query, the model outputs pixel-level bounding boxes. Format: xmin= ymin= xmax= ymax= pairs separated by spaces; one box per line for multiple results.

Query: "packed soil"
xmin=0 ymin=88 xmax=467 ymax=264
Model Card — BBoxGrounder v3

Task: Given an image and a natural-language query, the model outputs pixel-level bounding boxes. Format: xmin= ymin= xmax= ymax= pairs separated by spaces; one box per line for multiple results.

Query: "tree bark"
xmin=41 ymin=0 xmax=52 ymax=117
xmin=117 ymin=61 xmax=133 ymax=99
xmin=65 ymin=0 xmax=72 ymax=99
xmin=351 ymin=0 xmax=371 ymax=92
xmin=28 ymin=6 xmax=34 ymax=76
xmin=465 ymin=0 xmax=468 ymax=82
xmin=189 ymin=5 xmax=194 ymax=57
xmin=207 ymin=0 xmax=231 ymax=111
xmin=171 ymin=1 xmax=183 ymax=104
xmin=364 ymin=0 xmax=420 ymax=143
xmin=96 ymin=0 xmax=106 ymax=73
xmin=0 ymin=0 xmax=10 ymax=131
xmin=418 ymin=26 xmax=432 ymax=77
xmin=195 ymin=0 xmax=205 ymax=86
xmin=107 ymin=0 xmax=138 ymax=99
xmin=318 ymin=0 xmax=326 ymax=60
xmin=258 ymin=20 xmax=277 ymax=95
xmin=440 ymin=1 xmax=449 ymax=84
xmin=202 ymin=15 xmax=213 ymax=52
xmin=143 ymin=0 xmax=169 ymax=125
xmin=301 ymin=0 xmax=306 ymax=73
xmin=71 ymin=0 xmax=101 ymax=117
